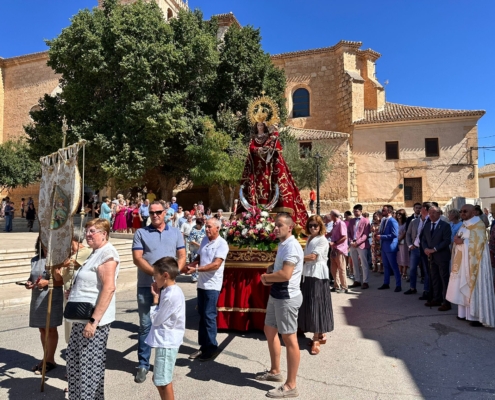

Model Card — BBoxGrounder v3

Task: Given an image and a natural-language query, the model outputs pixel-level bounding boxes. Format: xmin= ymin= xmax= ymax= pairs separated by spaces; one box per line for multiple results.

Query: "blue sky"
xmin=1 ymin=0 xmax=494 ymax=165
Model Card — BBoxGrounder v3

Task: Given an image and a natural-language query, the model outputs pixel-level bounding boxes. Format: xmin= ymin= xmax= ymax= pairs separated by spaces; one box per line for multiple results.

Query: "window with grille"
xmin=385 ymin=141 xmax=399 ymax=160
xmin=425 ymin=138 xmax=439 ymax=157
xmin=292 ymin=88 xmax=310 ymax=118
xmin=299 ymin=142 xmax=312 ymax=158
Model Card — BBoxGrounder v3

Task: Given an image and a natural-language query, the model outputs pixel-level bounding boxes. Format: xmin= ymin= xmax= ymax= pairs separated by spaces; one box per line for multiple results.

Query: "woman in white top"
xmin=297 ymin=215 xmax=334 ymax=355
xmin=66 ymin=218 xmax=120 ymax=400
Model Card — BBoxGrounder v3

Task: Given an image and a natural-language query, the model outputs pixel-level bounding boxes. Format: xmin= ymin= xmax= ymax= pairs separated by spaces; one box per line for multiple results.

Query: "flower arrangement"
xmin=221 ymin=206 xmax=278 ymax=251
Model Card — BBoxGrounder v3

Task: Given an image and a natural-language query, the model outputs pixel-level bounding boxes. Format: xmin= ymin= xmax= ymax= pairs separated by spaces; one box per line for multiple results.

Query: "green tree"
xmin=186 ymin=118 xmax=246 ymax=210
xmin=279 ymin=129 xmax=333 ymax=190
xmin=0 ymin=140 xmax=40 ymax=192
xmin=25 ymin=0 xmax=287 ymax=195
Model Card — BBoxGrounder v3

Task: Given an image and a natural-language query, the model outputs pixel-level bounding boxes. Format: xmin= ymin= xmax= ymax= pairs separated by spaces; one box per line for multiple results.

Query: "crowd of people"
xmin=19 ymin=193 xmax=495 ymax=399
xmin=321 ymin=202 xmax=495 ymax=327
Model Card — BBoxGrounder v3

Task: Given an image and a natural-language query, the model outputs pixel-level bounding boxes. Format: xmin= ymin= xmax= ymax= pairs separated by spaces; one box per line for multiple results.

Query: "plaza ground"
xmin=1 ymin=229 xmax=494 ymax=399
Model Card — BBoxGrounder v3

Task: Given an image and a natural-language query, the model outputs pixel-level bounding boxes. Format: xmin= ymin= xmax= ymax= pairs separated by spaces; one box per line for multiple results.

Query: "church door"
xmin=404 ymin=178 xmax=422 ymax=207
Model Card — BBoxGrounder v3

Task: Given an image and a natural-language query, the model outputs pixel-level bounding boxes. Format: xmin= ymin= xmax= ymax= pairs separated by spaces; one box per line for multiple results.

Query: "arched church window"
xmin=167 ymin=8 xmax=173 ymax=20
xmin=292 ymin=88 xmax=310 ymax=118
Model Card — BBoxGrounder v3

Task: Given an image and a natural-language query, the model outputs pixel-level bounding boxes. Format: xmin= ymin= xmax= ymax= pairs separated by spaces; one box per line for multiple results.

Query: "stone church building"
xmin=0 ymin=0 xmax=486 ymax=213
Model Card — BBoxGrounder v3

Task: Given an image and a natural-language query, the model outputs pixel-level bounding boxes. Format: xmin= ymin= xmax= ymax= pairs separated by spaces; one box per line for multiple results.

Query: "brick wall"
xmin=2 ymin=53 xmax=59 ymax=142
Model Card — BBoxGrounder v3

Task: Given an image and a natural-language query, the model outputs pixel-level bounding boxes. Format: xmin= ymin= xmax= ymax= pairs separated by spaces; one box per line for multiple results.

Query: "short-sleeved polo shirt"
xmin=270 ymin=235 xmax=304 ymax=300
xmin=197 ymin=235 xmax=229 ymax=291
xmin=132 ymin=225 xmax=185 ymax=287
xmin=140 ymin=204 xmax=149 ymax=218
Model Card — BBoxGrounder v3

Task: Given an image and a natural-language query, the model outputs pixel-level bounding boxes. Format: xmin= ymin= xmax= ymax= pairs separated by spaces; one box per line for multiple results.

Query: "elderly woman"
xmin=99 ymin=198 xmax=112 ymax=222
xmin=448 ymin=209 xmax=463 ymax=246
xmin=26 ymin=237 xmax=64 ymax=374
xmin=65 ymin=219 xmax=120 ymax=399
xmin=298 ymin=215 xmax=334 ymax=355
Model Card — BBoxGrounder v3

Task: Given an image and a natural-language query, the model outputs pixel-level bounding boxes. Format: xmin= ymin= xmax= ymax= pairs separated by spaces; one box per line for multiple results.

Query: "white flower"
xmin=246 ymin=213 xmax=252 ymax=218
xmin=265 ymin=225 xmax=272 ymax=233
xmin=259 ymin=218 xmax=265 ymax=222
xmin=261 ymin=211 xmax=269 ymax=217
xmin=256 ymin=223 xmax=263 ymax=230
xmin=242 ymin=228 xmax=248 ymax=237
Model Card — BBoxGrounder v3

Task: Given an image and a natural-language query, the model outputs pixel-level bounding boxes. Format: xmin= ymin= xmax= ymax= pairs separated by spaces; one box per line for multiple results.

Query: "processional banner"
xmin=38 ymin=142 xmax=84 ymax=267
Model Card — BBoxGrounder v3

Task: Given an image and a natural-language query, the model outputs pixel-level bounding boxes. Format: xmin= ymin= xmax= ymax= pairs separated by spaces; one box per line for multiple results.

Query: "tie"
xmin=431 ymin=222 xmax=436 ymax=234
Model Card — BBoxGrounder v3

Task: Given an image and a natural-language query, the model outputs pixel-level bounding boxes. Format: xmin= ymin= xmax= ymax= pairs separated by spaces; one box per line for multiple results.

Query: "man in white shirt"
xmin=185 ymin=218 xmax=229 ymax=361
xmin=256 ymin=213 xmax=303 ymax=399
xmin=180 ymin=215 xmax=194 ymax=262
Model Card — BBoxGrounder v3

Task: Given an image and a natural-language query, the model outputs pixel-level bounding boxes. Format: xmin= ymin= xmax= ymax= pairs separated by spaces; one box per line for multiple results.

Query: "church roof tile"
xmin=282 ymin=127 xmax=349 ymax=141
xmin=354 ymin=102 xmax=485 ymax=125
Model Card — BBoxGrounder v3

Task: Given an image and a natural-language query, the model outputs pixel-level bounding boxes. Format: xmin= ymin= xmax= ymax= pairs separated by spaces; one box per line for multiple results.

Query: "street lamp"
xmin=313 ymin=152 xmax=323 ymax=215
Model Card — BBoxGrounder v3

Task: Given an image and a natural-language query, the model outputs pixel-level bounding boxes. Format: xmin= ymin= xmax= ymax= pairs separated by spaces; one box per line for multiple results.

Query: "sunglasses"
xmin=149 ymin=210 xmax=165 ymax=216
xmin=308 ymin=224 xmax=319 ymax=229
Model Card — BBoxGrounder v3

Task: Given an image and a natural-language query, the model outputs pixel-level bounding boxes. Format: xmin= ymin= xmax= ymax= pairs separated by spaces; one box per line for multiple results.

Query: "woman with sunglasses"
xmin=298 ymin=215 xmax=334 ymax=355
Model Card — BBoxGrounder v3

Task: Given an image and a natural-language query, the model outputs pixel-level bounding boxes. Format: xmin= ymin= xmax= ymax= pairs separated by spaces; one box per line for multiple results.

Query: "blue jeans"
xmin=197 ymin=288 xmax=220 ymax=355
xmin=137 ymin=287 xmax=154 ymax=370
xmin=408 ymin=248 xmax=421 ymax=289
xmin=4 ymin=215 xmax=13 ymax=232
xmin=382 ymin=250 xmax=401 ymax=287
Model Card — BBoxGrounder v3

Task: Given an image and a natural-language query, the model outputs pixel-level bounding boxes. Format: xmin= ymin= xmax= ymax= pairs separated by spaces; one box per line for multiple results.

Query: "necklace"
xmin=254 ymin=134 xmax=268 ymax=145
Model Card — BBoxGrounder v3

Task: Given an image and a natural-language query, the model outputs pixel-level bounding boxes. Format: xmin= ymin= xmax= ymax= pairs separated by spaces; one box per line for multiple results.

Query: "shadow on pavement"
xmin=342 ymin=271 xmax=495 ymax=397
xmin=0 ymin=348 xmax=66 ymax=399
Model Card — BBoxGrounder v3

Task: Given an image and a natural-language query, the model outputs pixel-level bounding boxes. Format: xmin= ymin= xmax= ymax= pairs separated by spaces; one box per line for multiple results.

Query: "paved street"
xmin=1 ymin=267 xmax=494 ymax=400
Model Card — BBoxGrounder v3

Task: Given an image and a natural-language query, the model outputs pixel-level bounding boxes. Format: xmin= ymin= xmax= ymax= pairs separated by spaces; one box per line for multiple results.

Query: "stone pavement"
xmin=1 ymin=266 xmax=494 ymax=400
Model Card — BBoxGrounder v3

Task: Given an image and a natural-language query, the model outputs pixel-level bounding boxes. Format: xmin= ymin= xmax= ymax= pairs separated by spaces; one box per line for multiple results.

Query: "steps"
xmin=0 ymin=240 xmax=135 ymax=285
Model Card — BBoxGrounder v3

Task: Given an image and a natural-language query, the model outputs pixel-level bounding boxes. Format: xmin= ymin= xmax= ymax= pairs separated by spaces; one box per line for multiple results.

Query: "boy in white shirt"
xmin=146 ymin=257 xmax=186 ymax=400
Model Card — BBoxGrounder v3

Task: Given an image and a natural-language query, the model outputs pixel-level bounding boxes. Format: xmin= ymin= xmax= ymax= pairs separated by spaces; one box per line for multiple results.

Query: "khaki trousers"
xmin=331 ymin=251 xmax=348 ymax=289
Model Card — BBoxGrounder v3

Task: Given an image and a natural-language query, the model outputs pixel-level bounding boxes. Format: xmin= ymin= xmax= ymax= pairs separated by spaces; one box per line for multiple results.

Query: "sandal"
xmin=310 ymin=340 xmax=320 ymax=355
xmin=34 ymin=362 xmax=57 ymax=375
xmin=32 ymin=362 xmax=42 ymax=373
xmin=318 ymin=334 xmax=327 ymax=344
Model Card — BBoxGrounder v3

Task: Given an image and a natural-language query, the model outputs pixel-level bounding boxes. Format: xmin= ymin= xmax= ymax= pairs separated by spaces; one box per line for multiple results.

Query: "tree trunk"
xmin=217 ymin=185 xmax=229 ymax=211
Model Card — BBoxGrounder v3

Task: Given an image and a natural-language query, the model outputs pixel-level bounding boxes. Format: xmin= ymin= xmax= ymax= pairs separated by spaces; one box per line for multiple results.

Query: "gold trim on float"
xmin=225 ymin=263 xmax=272 ymax=269
xmin=217 ymin=307 xmax=267 ymax=313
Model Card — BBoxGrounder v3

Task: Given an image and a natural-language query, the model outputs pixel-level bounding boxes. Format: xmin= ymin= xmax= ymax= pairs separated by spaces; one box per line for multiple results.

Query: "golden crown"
xmin=247 ymin=91 xmax=280 ymax=126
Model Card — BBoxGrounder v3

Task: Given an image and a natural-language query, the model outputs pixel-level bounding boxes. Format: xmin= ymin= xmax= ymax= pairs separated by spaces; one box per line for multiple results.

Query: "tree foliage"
xmin=0 ymin=140 xmax=40 ymax=192
xmin=279 ymin=129 xmax=333 ymax=191
xmin=25 ymin=0 xmax=287 ymax=195
xmin=186 ymin=117 xmax=246 ymax=210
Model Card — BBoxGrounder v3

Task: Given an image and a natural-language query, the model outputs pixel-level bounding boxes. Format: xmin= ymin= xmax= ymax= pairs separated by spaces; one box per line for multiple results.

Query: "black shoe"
xmin=377 ymin=284 xmax=390 ymax=290
xmin=469 ymin=321 xmax=483 ymax=327
xmin=394 ymin=286 xmax=402 ymax=293
xmin=404 ymin=288 xmax=417 ymax=295
xmin=330 ymin=287 xmax=337 ymax=292
xmin=456 ymin=316 xmax=466 ymax=321
xmin=336 ymin=288 xmax=348 ymax=294
xmin=134 ymin=367 xmax=148 ymax=383
xmin=189 ymin=350 xmax=202 ymax=360
xmin=198 ymin=351 xmax=218 ymax=362
xmin=418 ymin=292 xmax=429 ymax=300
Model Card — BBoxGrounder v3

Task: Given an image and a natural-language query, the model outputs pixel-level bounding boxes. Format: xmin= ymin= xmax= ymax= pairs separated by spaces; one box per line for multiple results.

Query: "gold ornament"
xmin=247 ymin=91 xmax=280 ymax=127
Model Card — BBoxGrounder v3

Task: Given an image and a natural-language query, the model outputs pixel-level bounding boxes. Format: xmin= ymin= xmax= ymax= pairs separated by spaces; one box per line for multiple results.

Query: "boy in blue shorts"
xmin=146 ymin=257 xmax=186 ymax=400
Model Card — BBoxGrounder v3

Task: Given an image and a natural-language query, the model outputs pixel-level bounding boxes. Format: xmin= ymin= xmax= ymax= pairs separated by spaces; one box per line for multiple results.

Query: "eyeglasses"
xmin=85 ymin=229 xmax=102 ymax=235
xmin=308 ymin=224 xmax=319 ymax=229
xmin=460 ymin=210 xmax=468 ymax=213
xmin=149 ymin=210 xmax=165 ymax=216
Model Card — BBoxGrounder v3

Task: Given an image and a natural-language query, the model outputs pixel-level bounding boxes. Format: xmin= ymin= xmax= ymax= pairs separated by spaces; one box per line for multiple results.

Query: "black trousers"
xmin=430 ymin=257 xmax=450 ymax=304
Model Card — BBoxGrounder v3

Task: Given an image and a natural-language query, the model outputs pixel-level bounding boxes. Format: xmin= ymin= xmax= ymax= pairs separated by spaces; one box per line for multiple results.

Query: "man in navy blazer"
xmin=421 ymin=206 xmax=452 ymax=310
xmin=376 ymin=205 xmax=402 ymax=292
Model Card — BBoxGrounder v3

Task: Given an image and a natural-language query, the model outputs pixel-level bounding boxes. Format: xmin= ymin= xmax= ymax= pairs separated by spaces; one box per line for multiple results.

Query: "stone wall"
xmin=1 ymin=53 xmax=59 ymax=143
xmin=0 ymin=67 xmax=4 ymax=143
xmin=352 ymin=118 xmax=480 ymax=208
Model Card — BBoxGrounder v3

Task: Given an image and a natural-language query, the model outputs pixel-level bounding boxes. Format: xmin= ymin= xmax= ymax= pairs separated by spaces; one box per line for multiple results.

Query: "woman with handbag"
xmin=298 ymin=215 xmax=334 ymax=355
xmin=25 ymin=237 xmax=64 ymax=374
xmin=65 ymin=218 xmax=120 ymax=400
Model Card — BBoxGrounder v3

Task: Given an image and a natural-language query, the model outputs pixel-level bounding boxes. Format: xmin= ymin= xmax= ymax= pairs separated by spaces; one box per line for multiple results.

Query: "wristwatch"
xmin=89 ymin=317 xmax=96 ymax=324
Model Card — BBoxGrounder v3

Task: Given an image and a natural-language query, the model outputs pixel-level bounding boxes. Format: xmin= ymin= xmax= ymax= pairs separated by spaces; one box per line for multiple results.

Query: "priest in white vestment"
xmin=446 ymin=205 xmax=495 ymax=327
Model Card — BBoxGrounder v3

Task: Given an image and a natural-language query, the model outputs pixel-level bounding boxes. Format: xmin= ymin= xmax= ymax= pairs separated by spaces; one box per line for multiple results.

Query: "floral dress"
xmin=188 ymin=226 xmax=206 ymax=259
xmin=371 ymin=222 xmax=382 ymax=268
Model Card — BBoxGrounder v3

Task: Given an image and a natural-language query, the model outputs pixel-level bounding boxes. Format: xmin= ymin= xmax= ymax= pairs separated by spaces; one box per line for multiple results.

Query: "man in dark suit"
xmin=376 ymin=205 xmax=402 ymax=292
xmin=421 ymin=206 xmax=452 ymax=311
xmin=405 ymin=202 xmax=422 ymax=232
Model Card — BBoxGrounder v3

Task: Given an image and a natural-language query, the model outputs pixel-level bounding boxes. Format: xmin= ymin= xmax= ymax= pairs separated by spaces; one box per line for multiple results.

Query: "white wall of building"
xmin=479 ymin=173 xmax=495 ymax=213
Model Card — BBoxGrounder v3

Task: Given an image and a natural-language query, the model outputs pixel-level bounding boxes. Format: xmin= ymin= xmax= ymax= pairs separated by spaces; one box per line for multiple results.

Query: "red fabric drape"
xmin=217 ymin=267 xmax=271 ymax=331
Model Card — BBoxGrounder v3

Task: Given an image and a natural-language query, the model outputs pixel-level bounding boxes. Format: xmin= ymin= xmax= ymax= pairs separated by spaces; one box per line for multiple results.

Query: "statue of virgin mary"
xmin=237 ymin=94 xmax=308 ymax=227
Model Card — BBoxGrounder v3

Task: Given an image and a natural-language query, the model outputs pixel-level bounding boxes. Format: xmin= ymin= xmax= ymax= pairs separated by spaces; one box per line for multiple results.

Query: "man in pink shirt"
xmin=329 ymin=210 xmax=349 ymax=293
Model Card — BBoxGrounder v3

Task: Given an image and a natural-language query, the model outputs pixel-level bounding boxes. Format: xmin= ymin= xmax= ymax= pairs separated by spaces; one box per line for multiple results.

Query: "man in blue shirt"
xmin=139 ymin=199 xmax=150 ymax=228
xmin=132 ymin=201 xmax=186 ymax=383
xmin=3 ymin=202 xmax=14 ymax=232
xmin=165 ymin=202 xmax=175 ymax=228
xmin=170 ymin=196 xmax=179 ymax=212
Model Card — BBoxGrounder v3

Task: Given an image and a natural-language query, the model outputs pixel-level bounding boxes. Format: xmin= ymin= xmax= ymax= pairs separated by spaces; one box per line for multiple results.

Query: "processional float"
xmin=217 ymin=93 xmax=308 ymax=331
xmin=37 ymin=135 xmax=86 ymax=391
